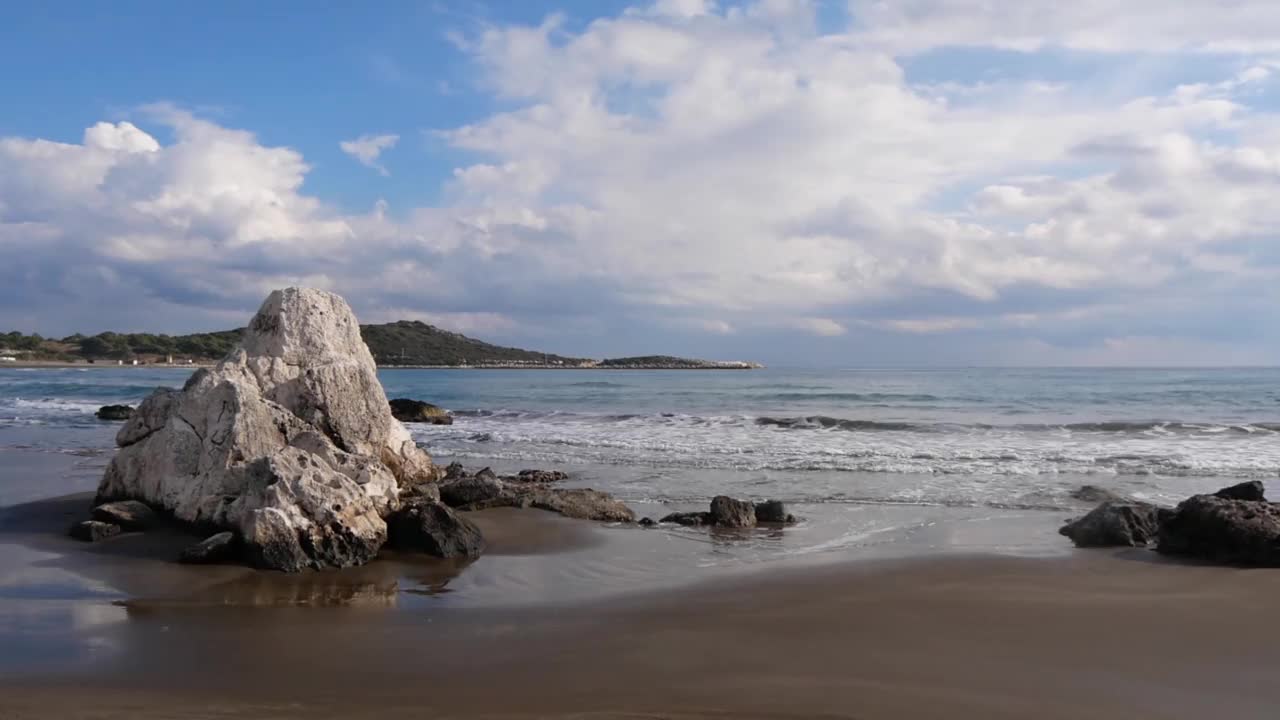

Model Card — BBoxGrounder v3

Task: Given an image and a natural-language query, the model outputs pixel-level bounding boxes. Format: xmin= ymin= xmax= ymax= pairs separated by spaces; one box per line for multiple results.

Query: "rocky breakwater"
xmin=435 ymin=463 xmax=634 ymax=522
xmin=89 ymin=288 xmax=445 ymax=571
xmin=1061 ymin=480 xmax=1280 ymax=567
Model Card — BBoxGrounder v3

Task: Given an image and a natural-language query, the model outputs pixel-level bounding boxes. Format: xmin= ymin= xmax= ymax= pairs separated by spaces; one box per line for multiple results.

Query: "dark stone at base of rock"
xmin=389 ymin=398 xmax=453 ymax=424
xmin=92 ymin=500 xmax=157 ymax=530
xmin=443 ymin=462 xmax=467 ymax=481
xmin=661 ymin=511 xmax=713 ymax=526
xmin=180 ymin=532 xmax=238 ymax=564
xmin=400 ymin=481 xmax=442 ymax=503
xmin=754 ymin=500 xmax=797 ymax=524
xmin=513 ymin=469 xmax=568 ymax=483
xmin=69 ymin=520 xmax=121 ymax=542
xmin=638 ymin=517 xmax=657 ymax=527
xmin=247 ymin=533 xmax=311 ymax=572
xmin=387 ymin=500 xmax=485 ymax=559
xmin=440 ymin=473 xmax=508 ymax=508
xmin=1157 ymin=492 xmax=1280 ymax=566
xmin=95 ymin=404 xmax=134 ymax=421
xmin=1059 ymin=501 xmax=1160 ymax=548
xmin=710 ymin=496 xmax=757 ymax=528
xmin=1213 ymin=481 xmax=1266 ymax=502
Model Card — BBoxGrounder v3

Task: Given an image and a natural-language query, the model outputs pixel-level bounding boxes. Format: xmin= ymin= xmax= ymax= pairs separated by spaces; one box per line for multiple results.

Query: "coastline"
xmin=3 ymin=361 xmax=759 ymax=370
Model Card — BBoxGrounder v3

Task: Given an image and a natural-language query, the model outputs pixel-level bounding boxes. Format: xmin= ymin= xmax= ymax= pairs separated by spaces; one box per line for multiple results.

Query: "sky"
xmin=3 ymin=0 xmax=1280 ymax=366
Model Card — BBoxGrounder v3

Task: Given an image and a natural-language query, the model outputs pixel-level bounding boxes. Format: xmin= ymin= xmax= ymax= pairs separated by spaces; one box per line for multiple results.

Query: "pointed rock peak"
xmin=241 ymin=287 xmax=370 ymax=366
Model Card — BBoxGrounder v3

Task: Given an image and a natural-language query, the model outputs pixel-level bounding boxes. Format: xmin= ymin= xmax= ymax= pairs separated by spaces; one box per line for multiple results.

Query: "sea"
xmin=3 ymin=366 xmax=1279 ymax=571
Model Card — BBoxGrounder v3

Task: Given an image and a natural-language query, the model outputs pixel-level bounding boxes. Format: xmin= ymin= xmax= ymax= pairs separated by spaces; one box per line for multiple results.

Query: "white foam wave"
xmin=413 ymin=412 xmax=1280 ymax=480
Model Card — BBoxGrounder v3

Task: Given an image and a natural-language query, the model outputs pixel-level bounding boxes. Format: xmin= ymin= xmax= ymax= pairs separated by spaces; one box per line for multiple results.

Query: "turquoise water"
xmin=2 ymin=366 xmax=1279 ymax=511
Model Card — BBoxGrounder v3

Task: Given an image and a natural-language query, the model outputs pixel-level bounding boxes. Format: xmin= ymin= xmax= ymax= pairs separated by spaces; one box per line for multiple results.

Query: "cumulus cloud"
xmin=339 ymin=133 xmax=400 ymax=175
xmin=851 ymin=0 xmax=1280 ymax=54
xmin=2 ymin=0 xmax=1280 ymax=364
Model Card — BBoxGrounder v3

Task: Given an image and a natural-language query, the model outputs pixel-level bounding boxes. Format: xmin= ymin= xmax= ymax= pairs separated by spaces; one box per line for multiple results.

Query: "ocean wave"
xmin=439 ymin=409 xmax=1280 ymax=437
xmin=751 ymin=392 xmax=943 ymax=402
xmin=4 ymin=398 xmax=106 ymax=416
xmin=754 ymin=416 xmax=1280 ymax=436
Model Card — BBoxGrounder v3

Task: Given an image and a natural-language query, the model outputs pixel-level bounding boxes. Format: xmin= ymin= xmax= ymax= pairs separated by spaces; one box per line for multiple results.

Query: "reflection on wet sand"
xmin=121 ymin=555 xmax=474 ymax=610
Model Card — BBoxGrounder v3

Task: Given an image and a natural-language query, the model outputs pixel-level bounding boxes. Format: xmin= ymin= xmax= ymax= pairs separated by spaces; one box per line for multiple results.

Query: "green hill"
xmin=1 ymin=322 xmax=588 ymax=367
xmin=359 ymin=321 xmax=586 ymax=366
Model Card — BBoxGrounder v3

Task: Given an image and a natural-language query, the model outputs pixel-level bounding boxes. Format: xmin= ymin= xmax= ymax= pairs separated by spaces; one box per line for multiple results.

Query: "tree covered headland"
xmin=0 ymin=322 xmax=586 ymax=366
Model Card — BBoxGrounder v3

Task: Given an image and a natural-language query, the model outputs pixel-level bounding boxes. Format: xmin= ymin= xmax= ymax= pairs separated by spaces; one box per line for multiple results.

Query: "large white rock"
xmin=96 ymin=288 xmax=439 ymax=571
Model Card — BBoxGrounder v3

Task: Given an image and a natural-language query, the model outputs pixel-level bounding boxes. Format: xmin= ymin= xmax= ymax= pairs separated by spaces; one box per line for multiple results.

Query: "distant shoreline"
xmin=1 ymin=360 xmax=761 ymax=371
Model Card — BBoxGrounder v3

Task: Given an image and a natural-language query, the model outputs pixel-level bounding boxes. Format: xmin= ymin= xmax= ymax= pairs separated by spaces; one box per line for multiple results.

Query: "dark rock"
xmin=95 ymin=404 xmax=134 ymax=421
xmin=1070 ymin=485 xmax=1131 ymax=504
xmin=661 ymin=511 xmax=712 ymax=526
xmin=525 ymin=487 xmax=635 ymax=522
xmin=386 ymin=499 xmax=485 ymax=558
xmin=754 ymin=500 xmax=797 ymax=524
xmin=69 ymin=520 xmax=121 ymax=542
xmin=180 ymin=532 xmax=238 ymax=564
xmin=388 ymin=398 xmax=453 ymax=425
xmin=513 ymin=469 xmax=568 ymax=483
xmin=244 ymin=521 xmax=311 ymax=572
xmin=1157 ymin=493 xmax=1280 ymax=566
xmin=443 ymin=461 xmax=467 ymax=480
xmin=439 ymin=472 xmax=509 ymax=509
xmin=92 ymin=500 xmax=156 ymax=530
xmin=1213 ymin=481 xmax=1266 ymax=502
xmin=710 ymin=496 xmax=757 ymax=528
xmin=638 ymin=517 xmax=657 ymax=527
xmin=400 ymin=481 xmax=442 ymax=503
xmin=1059 ymin=501 xmax=1161 ymax=547
xmin=241 ymin=507 xmax=383 ymax=572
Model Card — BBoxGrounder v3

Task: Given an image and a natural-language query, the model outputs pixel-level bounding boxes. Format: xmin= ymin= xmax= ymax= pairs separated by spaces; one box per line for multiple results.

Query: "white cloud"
xmin=340 ymin=133 xmax=400 ymax=175
xmin=790 ymin=318 xmax=847 ymax=337
xmin=850 ymin=0 xmax=1280 ymax=54
xmin=3 ymin=0 xmax=1280 ymax=363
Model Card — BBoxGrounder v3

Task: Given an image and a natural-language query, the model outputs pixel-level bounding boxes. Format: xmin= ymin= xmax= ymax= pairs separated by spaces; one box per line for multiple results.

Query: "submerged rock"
xmin=69 ymin=520 xmax=121 ymax=542
xmin=526 ymin=488 xmax=634 ymax=522
xmin=386 ymin=499 xmax=485 ymax=558
xmin=710 ymin=496 xmax=757 ymax=528
xmin=389 ymin=398 xmax=453 ymax=425
xmin=1069 ymin=485 xmax=1132 ymax=504
xmin=180 ymin=532 xmax=238 ymax=564
xmin=754 ymin=500 xmax=797 ymax=524
xmin=512 ymin=469 xmax=568 ymax=484
xmin=1059 ymin=501 xmax=1161 ymax=548
xmin=95 ymin=404 xmax=134 ymax=421
xmin=435 ymin=466 xmax=635 ymax=522
xmin=1157 ymin=487 xmax=1280 ymax=566
xmin=661 ymin=511 xmax=712 ymax=526
xmin=92 ymin=500 xmax=157 ymax=530
xmin=94 ymin=288 xmax=439 ymax=572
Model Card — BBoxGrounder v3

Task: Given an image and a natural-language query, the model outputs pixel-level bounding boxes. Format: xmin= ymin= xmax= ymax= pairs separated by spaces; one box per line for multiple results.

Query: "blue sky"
xmin=2 ymin=0 xmax=1280 ymax=365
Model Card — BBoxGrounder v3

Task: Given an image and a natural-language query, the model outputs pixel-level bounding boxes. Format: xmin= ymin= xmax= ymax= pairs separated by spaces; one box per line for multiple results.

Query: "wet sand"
xmin=2 ymin=552 xmax=1279 ymax=719
xmin=4 ymin=452 xmax=1280 ymax=718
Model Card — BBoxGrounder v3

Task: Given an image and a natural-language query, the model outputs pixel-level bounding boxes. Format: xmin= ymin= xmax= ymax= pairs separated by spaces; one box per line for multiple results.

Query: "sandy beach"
xmin=2 ymin=448 xmax=1279 ymax=719
xmin=3 ymin=551 xmax=1279 ymax=719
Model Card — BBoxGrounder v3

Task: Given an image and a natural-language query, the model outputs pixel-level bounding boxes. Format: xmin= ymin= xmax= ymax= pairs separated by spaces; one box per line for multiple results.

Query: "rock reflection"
xmin=119 ymin=555 xmax=473 ymax=611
